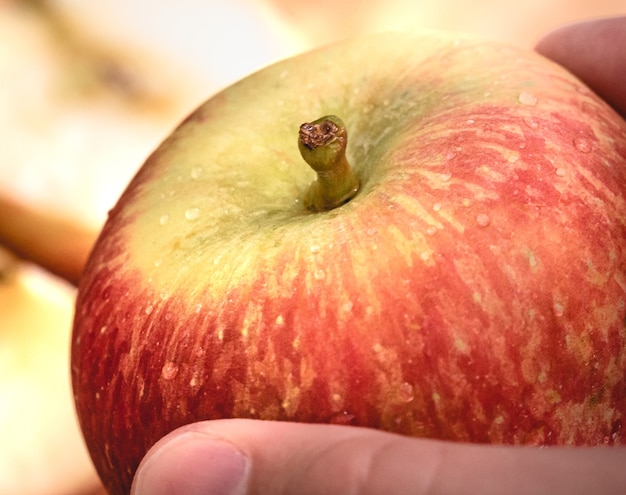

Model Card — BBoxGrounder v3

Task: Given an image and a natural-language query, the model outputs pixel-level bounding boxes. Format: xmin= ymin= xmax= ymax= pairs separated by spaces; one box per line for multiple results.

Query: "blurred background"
xmin=0 ymin=1 xmax=623 ymax=494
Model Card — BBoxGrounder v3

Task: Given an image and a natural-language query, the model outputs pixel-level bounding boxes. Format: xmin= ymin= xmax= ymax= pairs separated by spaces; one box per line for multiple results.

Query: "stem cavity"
xmin=298 ymin=115 xmax=360 ymax=212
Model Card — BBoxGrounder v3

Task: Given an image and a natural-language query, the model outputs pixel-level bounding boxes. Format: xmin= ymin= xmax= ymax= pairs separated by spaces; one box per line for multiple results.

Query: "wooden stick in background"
xmin=0 ymin=196 xmax=98 ymax=287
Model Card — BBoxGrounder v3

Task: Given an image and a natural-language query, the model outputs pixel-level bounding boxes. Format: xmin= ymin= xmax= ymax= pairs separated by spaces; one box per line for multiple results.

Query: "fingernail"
xmin=132 ymin=431 xmax=248 ymax=495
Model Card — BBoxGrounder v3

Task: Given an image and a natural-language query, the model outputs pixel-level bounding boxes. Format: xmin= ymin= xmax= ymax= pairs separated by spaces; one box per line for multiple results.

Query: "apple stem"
xmin=298 ymin=115 xmax=360 ymax=212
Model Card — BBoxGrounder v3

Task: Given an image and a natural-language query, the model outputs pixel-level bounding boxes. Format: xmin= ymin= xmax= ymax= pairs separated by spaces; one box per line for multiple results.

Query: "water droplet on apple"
xmin=314 ymin=269 xmax=326 ymax=280
xmin=160 ymin=290 xmax=170 ymax=301
xmin=145 ymin=305 xmax=154 ymax=315
xmin=518 ymin=92 xmax=538 ymax=106
xmin=507 ymin=154 xmax=520 ymax=164
xmin=398 ymin=382 xmax=415 ymax=403
xmin=523 ymin=117 xmax=539 ymax=129
xmin=159 ymin=214 xmax=170 ymax=225
xmin=190 ymin=167 xmax=203 ymax=180
xmin=161 ymin=361 xmax=179 ymax=380
xmin=329 ymin=411 xmax=356 ymax=425
xmin=573 ymin=137 xmax=592 ymax=153
xmin=476 ymin=213 xmax=491 ymax=227
xmin=432 ymin=203 xmax=442 ymax=212
xmin=553 ymin=303 xmax=565 ymax=317
xmin=275 ymin=314 xmax=285 ymax=326
xmin=185 ymin=207 xmax=201 ymax=220
xmin=575 ymin=84 xmax=592 ymax=96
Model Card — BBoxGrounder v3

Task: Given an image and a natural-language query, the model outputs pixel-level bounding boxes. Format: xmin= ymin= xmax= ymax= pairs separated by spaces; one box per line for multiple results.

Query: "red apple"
xmin=71 ymin=31 xmax=626 ymax=495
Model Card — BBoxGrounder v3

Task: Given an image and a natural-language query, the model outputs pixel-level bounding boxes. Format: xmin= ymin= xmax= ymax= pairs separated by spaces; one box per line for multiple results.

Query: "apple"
xmin=71 ymin=31 xmax=626 ymax=495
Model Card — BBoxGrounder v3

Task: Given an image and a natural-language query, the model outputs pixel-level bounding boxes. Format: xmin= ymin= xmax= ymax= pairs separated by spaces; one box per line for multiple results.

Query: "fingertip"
xmin=131 ymin=428 xmax=249 ymax=495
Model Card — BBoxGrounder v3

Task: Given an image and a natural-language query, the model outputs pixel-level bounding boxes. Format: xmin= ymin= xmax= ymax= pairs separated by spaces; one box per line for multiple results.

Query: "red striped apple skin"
xmin=71 ymin=32 xmax=626 ymax=495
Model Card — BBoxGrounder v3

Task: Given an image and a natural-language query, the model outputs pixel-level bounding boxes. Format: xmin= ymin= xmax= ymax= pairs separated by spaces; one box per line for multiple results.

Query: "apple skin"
xmin=71 ymin=32 xmax=626 ymax=495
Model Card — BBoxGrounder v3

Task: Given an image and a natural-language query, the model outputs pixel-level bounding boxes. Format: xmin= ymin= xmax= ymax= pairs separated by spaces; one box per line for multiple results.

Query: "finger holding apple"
xmin=71 ymin=31 xmax=626 ymax=495
xmin=535 ymin=15 xmax=626 ymax=119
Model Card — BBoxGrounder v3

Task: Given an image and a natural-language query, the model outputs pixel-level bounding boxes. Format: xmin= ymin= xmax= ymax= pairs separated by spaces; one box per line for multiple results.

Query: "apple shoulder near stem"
xmin=71 ymin=31 xmax=626 ymax=495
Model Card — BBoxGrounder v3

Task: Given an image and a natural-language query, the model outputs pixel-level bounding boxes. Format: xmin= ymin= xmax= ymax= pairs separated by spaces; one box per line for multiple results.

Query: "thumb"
xmin=131 ymin=419 xmax=626 ymax=495
xmin=534 ymin=16 xmax=626 ymax=118
xmin=131 ymin=419 xmax=440 ymax=495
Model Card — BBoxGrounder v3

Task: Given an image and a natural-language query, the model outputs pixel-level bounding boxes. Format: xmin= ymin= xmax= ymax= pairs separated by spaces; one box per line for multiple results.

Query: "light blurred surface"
xmin=272 ymin=0 xmax=625 ymax=47
xmin=0 ymin=262 xmax=97 ymax=495
xmin=0 ymin=1 xmax=623 ymax=493
xmin=0 ymin=0 xmax=307 ymax=229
